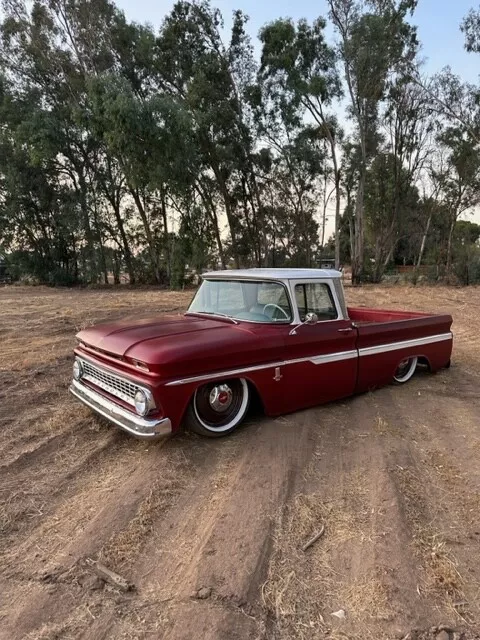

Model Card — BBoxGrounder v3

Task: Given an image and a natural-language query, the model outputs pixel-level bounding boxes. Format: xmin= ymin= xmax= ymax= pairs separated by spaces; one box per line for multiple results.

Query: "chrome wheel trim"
xmin=393 ymin=356 xmax=418 ymax=383
xmin=208 ymin=384 xmax=233 ymax=412
xmin=193 ymin=378 xmax=249 ymax=433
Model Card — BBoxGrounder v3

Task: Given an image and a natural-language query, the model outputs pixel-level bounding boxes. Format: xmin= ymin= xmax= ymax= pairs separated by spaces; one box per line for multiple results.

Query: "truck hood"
xmin=76 ymin=313 xmax=283 ymax=379
xmin=77 ymin=314 xmax=231 ymax=359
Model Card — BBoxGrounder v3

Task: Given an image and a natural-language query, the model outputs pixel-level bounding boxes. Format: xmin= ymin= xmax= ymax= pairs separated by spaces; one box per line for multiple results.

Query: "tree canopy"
xmin=1 ymin=0 xmax=479 ymax=286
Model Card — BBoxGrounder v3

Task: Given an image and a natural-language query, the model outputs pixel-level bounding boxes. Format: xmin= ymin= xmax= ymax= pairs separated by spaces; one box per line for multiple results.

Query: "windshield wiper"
xmin=186 ymin=311 xmax=239 ymax=324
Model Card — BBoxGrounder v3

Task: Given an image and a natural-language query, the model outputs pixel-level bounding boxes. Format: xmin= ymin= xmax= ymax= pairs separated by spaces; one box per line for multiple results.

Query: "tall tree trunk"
xmin=325 ymin=130 xmax=342 ymax=270
xmin=211 ymin=165 xmax=240 ymax=268
xmin=113 ymin=205 xmax=135 ymax=284
xmin=130 ymin=187 xmax=160 ymax=283
xmin=352 ymin=170 xmax=365 ymax=285
xmin=446 ymin=211 xmax=456 ymax=278
xmin=334 ymin=177 xmax=341 ymax=271
xmin=245 ymin=171 xmax=265 ymax=266
xmin=195 ymin=181 xmax=226 ymax=269
xmin=105 ymin=194 xmax=135 ymax=284
xmin=382 ymin=244 xmax=395 ymax=272
xmin=112 ymin=250 xmax=121 ymax=285
xmin=92 ymin=199 xmax=108 ymax=284
xmin=321 ymin=173 xmax=329 ymax=248
xmin=77 ymin=170 xmax=97 ymax=283
xmin=160 ymin=185 xmax=171 ymax=282
xmin=222 ymin=192 xmax=240 ymax=268
xmin=415 ymin=209 xmax=432 ymax=274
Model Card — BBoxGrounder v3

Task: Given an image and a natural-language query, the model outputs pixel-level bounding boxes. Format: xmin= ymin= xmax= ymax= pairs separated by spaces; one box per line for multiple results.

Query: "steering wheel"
xmin=263 ymin=303 xmax=289 ymax=320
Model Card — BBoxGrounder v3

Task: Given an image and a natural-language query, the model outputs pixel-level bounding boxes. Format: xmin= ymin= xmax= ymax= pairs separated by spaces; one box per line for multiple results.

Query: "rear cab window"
xmin=295 ymin=282 xmax=338 ymax=321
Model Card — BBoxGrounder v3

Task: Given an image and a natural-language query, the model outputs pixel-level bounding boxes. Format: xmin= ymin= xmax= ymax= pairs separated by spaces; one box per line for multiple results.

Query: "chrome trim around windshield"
xmin=186 ymin=278 xmax=294 ymax=324
xmin=185 ymin=311 xmax=239 ymax=324
xmin=70 ymin=379 xmax=170 ymax=438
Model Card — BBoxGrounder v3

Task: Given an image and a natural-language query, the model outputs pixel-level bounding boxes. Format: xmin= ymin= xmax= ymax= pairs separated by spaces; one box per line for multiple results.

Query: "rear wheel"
xmin=393 ymin=356 xmax=418 ymax=384
xmin=185 ymin=378 xmax=250 ymax=437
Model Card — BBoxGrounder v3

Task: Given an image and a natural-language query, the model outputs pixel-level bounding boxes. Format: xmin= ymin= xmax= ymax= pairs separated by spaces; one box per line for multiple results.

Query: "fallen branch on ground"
xmin=86 ymin=558 xmax=134 ymax=592
xmin=302 ymin=525 xmax=325 ymax=552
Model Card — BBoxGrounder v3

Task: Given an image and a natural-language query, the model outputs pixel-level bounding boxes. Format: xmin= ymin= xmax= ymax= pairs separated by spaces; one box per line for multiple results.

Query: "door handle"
xmin=338 ymin=327 xmax=354 ymax=333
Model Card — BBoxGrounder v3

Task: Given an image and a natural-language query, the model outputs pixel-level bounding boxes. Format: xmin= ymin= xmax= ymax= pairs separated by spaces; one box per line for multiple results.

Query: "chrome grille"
xmin=81 ymin=360 xmax=138 ymax=406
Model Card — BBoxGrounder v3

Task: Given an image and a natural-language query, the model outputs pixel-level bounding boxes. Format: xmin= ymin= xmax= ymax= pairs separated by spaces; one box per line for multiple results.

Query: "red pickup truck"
xmin=70 ymin=269 xmax=453 ymax=438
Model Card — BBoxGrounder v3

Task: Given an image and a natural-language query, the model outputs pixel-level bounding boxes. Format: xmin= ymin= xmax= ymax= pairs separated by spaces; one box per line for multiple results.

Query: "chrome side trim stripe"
xmin=358 ymin=332 xmax=452 ymax=357
xmin=165 ymin=332 xmax=452 ymax=387
xmin=166 ymin=350 xmax=358 ymax=386
xmin=165 ymin=361 xmax=285 ymax=386
xmin=309 ymin=350 xmax=358 ymax=365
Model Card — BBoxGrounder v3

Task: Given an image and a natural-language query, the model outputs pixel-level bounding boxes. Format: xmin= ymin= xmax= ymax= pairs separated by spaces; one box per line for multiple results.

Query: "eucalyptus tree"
xmin=462 ymin=7 xmax=480 ymax=53
xmin=0 ymin=0 xmax=142 ymax=282
xmin=153 ymin=1 xmax=261 ymax=267
xmin=327 ymin=0 xmax=418 ymax=283
xmin=258 ymin=17 xmax=343 ymax=268
xmin=434 ymin=126 xmax=480 ymax=276
xmin=364 ymin=77 xmax=436 ymax=280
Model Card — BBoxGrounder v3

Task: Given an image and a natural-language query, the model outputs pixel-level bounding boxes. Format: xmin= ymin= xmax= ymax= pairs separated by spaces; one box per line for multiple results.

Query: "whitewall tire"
xmin=393 ymin=356 xmax=418 ymax=384
xmin=185 ymin=378 xmax=250 ymax=437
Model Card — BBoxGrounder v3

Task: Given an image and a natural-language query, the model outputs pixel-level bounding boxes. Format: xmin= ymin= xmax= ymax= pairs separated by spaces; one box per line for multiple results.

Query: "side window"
xmin=295 ymin=283 xmax=338 ymax=321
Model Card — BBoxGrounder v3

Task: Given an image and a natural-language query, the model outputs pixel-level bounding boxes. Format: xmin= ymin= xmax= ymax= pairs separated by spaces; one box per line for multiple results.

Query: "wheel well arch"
xmin=417 ymin=355 xmax=431 ymax=371
xmin=392 ymin=353 xmax=431 ymax=374
xmin=244 ymin=377 xmax=266 ymax=414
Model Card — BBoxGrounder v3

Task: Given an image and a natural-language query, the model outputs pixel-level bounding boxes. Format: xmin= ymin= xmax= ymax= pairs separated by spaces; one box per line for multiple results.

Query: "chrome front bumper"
xmin=69 ymin=379 xmax=172 ymax=439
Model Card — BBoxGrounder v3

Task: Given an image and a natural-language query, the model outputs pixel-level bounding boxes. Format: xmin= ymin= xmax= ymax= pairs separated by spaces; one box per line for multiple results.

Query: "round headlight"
xmin=73 ymin=359 xmax=83 ymax=381
xmin=134 ymin=389 xmax=149 ymax=416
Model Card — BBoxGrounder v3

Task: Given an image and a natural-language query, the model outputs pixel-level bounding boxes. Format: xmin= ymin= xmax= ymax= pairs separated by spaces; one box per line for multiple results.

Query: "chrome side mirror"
xmin=289 ymin=312 xmax=318 ymax=335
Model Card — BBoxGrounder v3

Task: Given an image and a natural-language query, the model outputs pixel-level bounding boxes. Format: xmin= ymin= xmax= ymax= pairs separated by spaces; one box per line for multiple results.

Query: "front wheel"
xmin=185 ymin=378 xmax=250 ymax=437
xmin=393 ymin=356 xmax=418 ymax=384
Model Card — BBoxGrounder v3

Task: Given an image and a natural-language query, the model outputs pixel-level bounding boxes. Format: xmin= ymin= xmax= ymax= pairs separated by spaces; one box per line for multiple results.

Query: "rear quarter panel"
xmin=349 ymin=307 xmax=453 ymax=392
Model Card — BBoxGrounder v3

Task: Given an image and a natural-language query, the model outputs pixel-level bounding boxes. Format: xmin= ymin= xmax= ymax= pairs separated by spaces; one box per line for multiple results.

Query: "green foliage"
xmin=461 ymin=8 xmax=480 ymax=53
xmin=0 ymin=0 xmax=479 ymax=287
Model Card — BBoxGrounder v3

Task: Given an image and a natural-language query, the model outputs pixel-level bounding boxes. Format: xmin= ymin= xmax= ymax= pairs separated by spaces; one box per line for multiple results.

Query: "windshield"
xmin=187 ymin=279 xmax=293 ymax=323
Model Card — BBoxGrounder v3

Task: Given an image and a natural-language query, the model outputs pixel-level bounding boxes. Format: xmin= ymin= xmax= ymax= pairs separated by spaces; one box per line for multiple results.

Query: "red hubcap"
xmin=218 ymin=391 xmax=229 ymax=404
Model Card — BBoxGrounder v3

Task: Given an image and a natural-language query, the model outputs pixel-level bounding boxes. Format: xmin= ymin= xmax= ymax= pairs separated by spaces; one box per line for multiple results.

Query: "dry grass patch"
xmin=375 ymin=415 xmax=390 ymax=435
xmin=393 ymin=466 xmax=470 ymax=618
xmin=21 ymin=601 xmax=105 ymax=640
xmin=337 ymin=576 xmax=394 ymax=622
xmin=262 ymin=474 xmax=376 ymax=638
xmin=98 ymin=472 xmax=187 ymax=572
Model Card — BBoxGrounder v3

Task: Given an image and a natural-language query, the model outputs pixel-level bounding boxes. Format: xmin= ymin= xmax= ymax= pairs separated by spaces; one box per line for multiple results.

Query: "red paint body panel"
xmin=348 ymin=307 xmax=453 ymax=392
xmin=281 ymin=319 xmax=358 ymax=410
xmin=74 ymin=300 xmax=453 ymax=434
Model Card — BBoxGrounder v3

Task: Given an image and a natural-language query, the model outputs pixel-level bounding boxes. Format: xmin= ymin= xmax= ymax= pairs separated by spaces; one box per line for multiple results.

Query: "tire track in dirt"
xmin=0 ymin=432 xmax=229 ymax=640
xmin=260 ymin=391 xmax=440 ymax=640
xmin=0 ymin=438 xmax=169 ymax=639
xmin=0 ymin=417 xmax=124 ymax=548
xmin=75 ymin=415 xmax=318 ymax=640
xmin=385 ymin=373 xmax=480 ymax=628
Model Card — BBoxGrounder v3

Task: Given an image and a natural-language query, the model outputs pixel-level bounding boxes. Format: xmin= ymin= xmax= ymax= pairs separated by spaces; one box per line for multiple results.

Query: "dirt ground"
xmin=1 ymin=284 xmax=480 ymax=640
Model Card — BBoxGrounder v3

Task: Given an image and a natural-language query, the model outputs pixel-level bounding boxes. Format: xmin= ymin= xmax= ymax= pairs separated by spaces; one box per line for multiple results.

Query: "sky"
xmin=113 ymin=0 xmax=480 ymax=236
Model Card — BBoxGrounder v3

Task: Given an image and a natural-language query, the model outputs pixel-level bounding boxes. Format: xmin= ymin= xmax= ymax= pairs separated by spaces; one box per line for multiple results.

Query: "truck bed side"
xmin=348 ymin=307 xmax=453 ymax=392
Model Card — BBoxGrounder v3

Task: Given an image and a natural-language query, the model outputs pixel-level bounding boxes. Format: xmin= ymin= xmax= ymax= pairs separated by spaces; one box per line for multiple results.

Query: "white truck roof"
xmin=202 ymin=268 xmax=342 ymax=281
